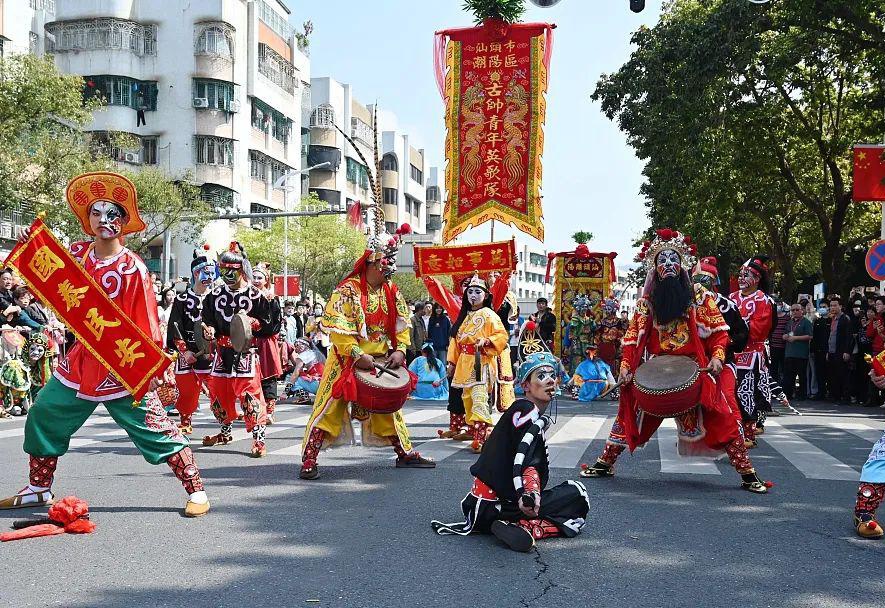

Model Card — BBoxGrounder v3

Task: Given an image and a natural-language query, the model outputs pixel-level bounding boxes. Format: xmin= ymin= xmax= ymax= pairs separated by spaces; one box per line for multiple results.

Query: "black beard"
xmin=651 ymin=274 xmax=693 ymax=325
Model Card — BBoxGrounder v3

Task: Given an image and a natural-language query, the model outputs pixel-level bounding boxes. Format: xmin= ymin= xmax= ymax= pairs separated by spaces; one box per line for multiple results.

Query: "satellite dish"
xmin=527 ymin=0 xmax=563 ymax=6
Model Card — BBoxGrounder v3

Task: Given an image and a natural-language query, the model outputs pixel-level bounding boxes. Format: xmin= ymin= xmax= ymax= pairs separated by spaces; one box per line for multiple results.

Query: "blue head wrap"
xmin=516 ymin=352 xmax=560 ymax=385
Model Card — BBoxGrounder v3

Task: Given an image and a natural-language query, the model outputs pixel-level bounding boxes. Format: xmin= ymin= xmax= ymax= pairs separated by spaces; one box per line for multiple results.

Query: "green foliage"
xmin=236 ymin=194 xmax=366 ymax=299
xmin=0 ymin=54 xmax=105 ymax=214
xmin=463 ymin=0 xmax=526 ymax=24
xmin=593 ymin=0 xmax=885 ymax=298
xmin=572 ymin=231 xmax=594 ymax=245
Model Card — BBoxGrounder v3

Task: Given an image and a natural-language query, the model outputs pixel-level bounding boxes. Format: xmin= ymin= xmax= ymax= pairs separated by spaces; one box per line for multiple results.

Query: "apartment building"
xmin=513 ymin=240 xmax=554 ymax=314
xmin=41 ymin=0 xmax=310 ymax=278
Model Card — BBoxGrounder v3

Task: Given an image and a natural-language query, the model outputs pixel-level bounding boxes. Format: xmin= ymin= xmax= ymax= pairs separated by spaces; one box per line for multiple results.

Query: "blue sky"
xmin=294 ymin=0 xmax=664 ymax=260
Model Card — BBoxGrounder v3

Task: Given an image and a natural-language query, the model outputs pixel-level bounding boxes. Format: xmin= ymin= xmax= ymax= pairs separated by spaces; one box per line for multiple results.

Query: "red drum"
xmin=353 ymin=359 xmax=415 ymax=414
xmin=632 ymin=355 xmax=701 ymax=418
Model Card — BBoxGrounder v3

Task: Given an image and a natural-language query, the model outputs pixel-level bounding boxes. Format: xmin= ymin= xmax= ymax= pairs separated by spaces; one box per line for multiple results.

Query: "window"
xmin=46 ymin=18 xmax=156 ymax=56
xmin=250 ymin=203 xmax=274 ymax=229
xmin=382 ymin=188 xmax=397 ymax=205
xmin=381 ymin=153 xmax=398 ymax=171
xmin=518 ymin=288 xmax=523 ymax=298
xmin=201 ymin=184 xmax=236 ymax=209
xmin=251 ymin=98 xmax=291 ymax=143
xmin=270 ymin=159 xmax=289 ymax=187
xmin=310 ymin=104 xmax=335 ymax=129
xmin=258 ymin=43 xmax=296 ymax=94
xmin=256 ymin=0 xmax=292 ymax=39
xmin=193 ymin=79 xmax=236 ymax=111
xmin=195 ymin=24 xmax=233 ymax=58
xmin=30 ymin=0 xmax=55 ymax=11
xmin=346 ymin=158 xmax=370 ymax=190
xmin=250 ymin=150 xmax=268 ymax=181
xmin=404 ymin=197 xmax=412 ymax=214
xmin=195 ymin=136 xmax=233 ymax=166
xmin=84 ymin=76 xmax=158 ymax=110
xmin=426 ymin=186 xmax=440 ymax=202
xmin=410 ymin=164 xmax=423 ymax=185
xmin=385 ymin=222 xmax=397 ymax=234
xmin=351 ymin=117 xmax=373 ymax=145
xmin=413 ymin=199 xmax=422 ymax=218
xmin=141 ymin=137 xmax=157 ymax=165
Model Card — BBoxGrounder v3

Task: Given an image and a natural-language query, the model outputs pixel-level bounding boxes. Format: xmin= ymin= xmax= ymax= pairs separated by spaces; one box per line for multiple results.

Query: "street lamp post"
xmin=273 ymin=161 xmax=331 ymax=300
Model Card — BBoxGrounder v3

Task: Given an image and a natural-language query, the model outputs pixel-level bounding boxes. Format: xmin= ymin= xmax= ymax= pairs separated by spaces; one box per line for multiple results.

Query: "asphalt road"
xmin=0 ymin=395 xmax=884 ymax=608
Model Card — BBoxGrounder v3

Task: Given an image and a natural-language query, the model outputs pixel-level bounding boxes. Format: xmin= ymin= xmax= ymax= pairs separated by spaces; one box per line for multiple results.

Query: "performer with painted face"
xmin=251 ymin=263 xmax=283 ymax=424
xmin=24 ymin=331 xmax=53 ymax=401
xmin=691 ymin=257 xmax=749 ymax=428
xmin=432 ymin=352 xmax=590 ymax=552
xmin=448 ymin=274 xmax=510 ymax=453
xmin=201 ymin=243 xmax=276 ymax=458
xmin=0 ymin=172 xmax=209 ymax=517
xmin=579 ymin=229 xmax=768 ymax=494
xmin=299 ymin=223 xmax=436 ymax=480
xmin=729 ymin=255 xmax=775 ymax=447
xmin=166 ymin=246 xmax=216 ymax=435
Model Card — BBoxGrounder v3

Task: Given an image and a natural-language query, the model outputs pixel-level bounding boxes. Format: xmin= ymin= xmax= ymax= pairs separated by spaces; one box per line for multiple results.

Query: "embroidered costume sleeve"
xmin=620 ymin=299 xmax=647 ymax=373
xmin=692 ymin=288 xmax=729 ymax=361
xmin=394 ymin=287 xmax=410 ymax=353
xmin=321 ymin=281 xmax=363 ymax=337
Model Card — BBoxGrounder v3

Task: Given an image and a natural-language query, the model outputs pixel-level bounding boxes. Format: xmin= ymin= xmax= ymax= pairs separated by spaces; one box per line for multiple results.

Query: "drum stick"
xmin=372 ymin=363 xmax=398 ymax=378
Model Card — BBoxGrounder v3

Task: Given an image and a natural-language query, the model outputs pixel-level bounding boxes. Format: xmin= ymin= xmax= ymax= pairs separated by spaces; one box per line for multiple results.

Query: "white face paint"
xmin=655 ymin=249 xmax=682 ymax=279
xmin=465 ymin=286 xmax=487 ymax=308
xmin=252 ymin=271 xmax=267 ymax=289
xmin=738 ymin=266 xmax=759 ymax=290
xmin=89 ymin=201 xmax=126 ymax=239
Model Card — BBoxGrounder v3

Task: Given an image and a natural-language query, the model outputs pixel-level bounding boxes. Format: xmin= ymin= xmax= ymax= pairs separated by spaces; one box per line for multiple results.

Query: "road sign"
xmin=865 ymin=240 xmax=885 ymax=281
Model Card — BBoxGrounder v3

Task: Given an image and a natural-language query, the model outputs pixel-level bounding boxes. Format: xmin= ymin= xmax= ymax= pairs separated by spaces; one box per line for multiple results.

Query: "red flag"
xmin=347 ymin=200 xmax=363 ymax=229
xmin=853 ymin=145 xmax=885 ymax=202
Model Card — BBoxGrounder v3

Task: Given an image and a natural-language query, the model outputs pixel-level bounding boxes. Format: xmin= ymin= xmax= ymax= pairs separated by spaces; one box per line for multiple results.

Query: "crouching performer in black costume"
xmin=431 ymin=352 xmax=590 ymax=552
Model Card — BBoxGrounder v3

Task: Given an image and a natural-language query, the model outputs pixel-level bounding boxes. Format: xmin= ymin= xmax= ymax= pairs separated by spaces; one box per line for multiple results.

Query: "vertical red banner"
xmin=435 ymin=22 xmax=554 ymax=243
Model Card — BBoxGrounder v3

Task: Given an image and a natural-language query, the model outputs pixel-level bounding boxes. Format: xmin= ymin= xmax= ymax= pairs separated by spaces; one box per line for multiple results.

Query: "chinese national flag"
xmin=853 ymin=145 xmax=885 ymax=202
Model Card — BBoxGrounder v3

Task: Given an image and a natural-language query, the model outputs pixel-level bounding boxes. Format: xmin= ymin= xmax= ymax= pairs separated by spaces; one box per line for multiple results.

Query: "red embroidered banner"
xmin=5 ymin=219 xmax=171 ymax=400
xmin=434 ymin=21 xmax=554 ymax=243
xmin=414 ymin=239 xmax=516 ymax=277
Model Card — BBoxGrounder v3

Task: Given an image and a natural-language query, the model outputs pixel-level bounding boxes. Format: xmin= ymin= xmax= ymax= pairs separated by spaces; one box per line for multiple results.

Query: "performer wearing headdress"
xmin=729 ymin=255 xmax=775 ymax=447
xmin=568 ymin=343 xmax=615 ymax=402
xmin=691 ymin=257 xmax=749 ymax=429
xmin=0 ymin=172 xmax=209 ymax=517
xmin=201 ymin=242 xmax=276 ymax=458
xmin=298 ymin=224 xmax=436 ymax=479
xmin=579 ymin=229 xmax=769 ymax=493
xmin=166 ymin=246 xmax=216 ymax=435
xmin=432 ymin=352 xmax=590 ymax=552
xmin=24 ymin=331 xmax=53 ymax=402
xmin=447 ymin=274 xmax=510 ymax=454
xmin=251 ymin=263 xmax=283 ymax=424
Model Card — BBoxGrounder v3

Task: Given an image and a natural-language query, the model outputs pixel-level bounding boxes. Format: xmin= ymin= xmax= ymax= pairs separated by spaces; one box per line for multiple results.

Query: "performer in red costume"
xmin=729 ymin=255 xmax=775 ymax=447
xmin=691 ymin=257 xmax=749 ymax=429
xmin=251 ymin=263 xmax=283 ymax=425
xmin=579 ymin=229 xmax=768 ymax=493
xmin=166 ymin=246 xmax=216 ymax=435
xmin=201 ymin=243 xmax=276 ymax=458
xmin=0 ymin=172 xmax=209 ymax=517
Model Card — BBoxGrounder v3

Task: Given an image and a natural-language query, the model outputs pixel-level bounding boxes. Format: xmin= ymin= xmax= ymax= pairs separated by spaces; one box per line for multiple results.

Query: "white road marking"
xmin=656 ymin=418 xmax=722 ymax=475
xmin=762 ymin=420 xmax=859 ymax=480
xmin=546 ymin=415 xmax=609 ymax=469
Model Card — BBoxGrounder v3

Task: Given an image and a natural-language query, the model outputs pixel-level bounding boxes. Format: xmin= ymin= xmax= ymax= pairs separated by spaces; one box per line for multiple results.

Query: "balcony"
xmin=258 ymin=43 xmax=297 ymax=94
xmin=46 ymin=18 xmax=157 ymax=56
xmin=426 ymin=214 xmax=442 ymax=231
xmin=310 ymin=188 xmax=341 ymax=209
xmin=0 ymin=203 xmax=36 ymax=242
xmin=307 ymin=145 xmax=341 ymax=172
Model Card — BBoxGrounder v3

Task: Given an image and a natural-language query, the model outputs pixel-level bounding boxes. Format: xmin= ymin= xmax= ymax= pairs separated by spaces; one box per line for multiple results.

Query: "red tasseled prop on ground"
xmin=0 ymin=496 xmax=95 ymax=542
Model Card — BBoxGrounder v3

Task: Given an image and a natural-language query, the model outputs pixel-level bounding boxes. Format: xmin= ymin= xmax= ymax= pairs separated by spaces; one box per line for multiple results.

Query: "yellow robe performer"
xmin=448 ymin=275 xmax=510 ymax=452
xmin=299 ymin=230 xmax=436 ymax=480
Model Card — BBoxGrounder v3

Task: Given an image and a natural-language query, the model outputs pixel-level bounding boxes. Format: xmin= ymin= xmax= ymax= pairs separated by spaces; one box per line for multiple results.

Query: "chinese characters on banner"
xmin=6 ymin=219 xmax=171 ymax=400
xmin=550 ymin=251 xmax=617 ymax=360
xmin=434 ymin=21 xmax=554 ymax=243
xmin=414 ymin=239 xmax=517 ymax=278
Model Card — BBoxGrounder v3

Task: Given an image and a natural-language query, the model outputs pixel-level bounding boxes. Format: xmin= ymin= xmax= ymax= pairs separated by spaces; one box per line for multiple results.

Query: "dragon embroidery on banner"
xmin=460 ymin=82 xmax=486 ymax=190
xmin=503 ymin=80 xmax=528 ymax=189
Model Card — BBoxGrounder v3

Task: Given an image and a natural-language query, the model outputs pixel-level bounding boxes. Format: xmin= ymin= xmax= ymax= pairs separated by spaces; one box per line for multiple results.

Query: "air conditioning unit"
xmin=193 ymin=97 xmax=209 ymax=108
xmin=228 ymin=100 xmax=240 ymax=113
xmin=123 ymin=152 xmax=141 ymax=163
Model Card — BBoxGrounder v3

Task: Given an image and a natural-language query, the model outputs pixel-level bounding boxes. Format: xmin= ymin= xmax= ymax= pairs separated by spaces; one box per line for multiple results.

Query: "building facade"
xmin=41 ymin=0 xmax=310 ymax=278
xmin=513 ymin=240 xmax=554 ymax=314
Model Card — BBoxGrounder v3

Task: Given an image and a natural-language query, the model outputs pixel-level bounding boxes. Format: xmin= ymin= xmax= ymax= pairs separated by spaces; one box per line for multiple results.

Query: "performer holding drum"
xmin=166 ymin=246 xmax=216 ymax=435
xmin=298 ymin=223 xmax=435 ymax=480
xmin=201 ymin=242 xmax=276 ymax=458
xmin=579 ymin=229 xmax=769 ymax=494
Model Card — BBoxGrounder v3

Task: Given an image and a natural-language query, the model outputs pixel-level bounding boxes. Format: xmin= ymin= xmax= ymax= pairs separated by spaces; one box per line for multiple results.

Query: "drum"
xmin=230 ymin=311 xmax=253 ymax=353
xmin=353 ymin=358 xmax=415 ymax=414
xmin=632 ymin=355 xmax=701 ymax=418
xmin=194 ymin=321 xmax=209 ymax=356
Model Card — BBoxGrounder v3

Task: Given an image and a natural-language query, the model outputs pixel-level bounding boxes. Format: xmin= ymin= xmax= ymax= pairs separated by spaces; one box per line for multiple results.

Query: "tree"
xmin=0 ymin=54 xmax=105 ymax=216
xmin=593 ymin=0 xmax=883 ymax=298
xmin=236 ymin=194 xmax=366 ymax=299
xmin=392 ymin=272 xmax=431 ymax=304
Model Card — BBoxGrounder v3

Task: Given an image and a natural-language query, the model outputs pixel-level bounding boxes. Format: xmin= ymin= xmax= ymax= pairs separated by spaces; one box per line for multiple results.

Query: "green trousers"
xmin=23 ymin=377 xmax=188 ymax=465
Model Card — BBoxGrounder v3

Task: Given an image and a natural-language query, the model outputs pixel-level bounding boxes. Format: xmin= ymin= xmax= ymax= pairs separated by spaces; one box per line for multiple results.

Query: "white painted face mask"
xmin=465 ymin=286 xmax=487 ymax=307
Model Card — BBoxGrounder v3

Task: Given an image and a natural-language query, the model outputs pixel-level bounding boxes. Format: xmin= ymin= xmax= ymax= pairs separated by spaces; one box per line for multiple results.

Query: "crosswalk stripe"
xmin=546 ymin=415 xmax=608 ymax=469
xmin=656 ymin=418 xmax=722 ymax=475
xmin=409 ymin=436 xmax=473 ymax=463
xmin=70 ymin=428 xmax=129 ymax=448
xmin=826 ymin=423 xmax=882 ymax=444
xmin=402 ymin=408 xmax=448 ymax=425
xmin=761 ymin=420 xmax=859 ymax=480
